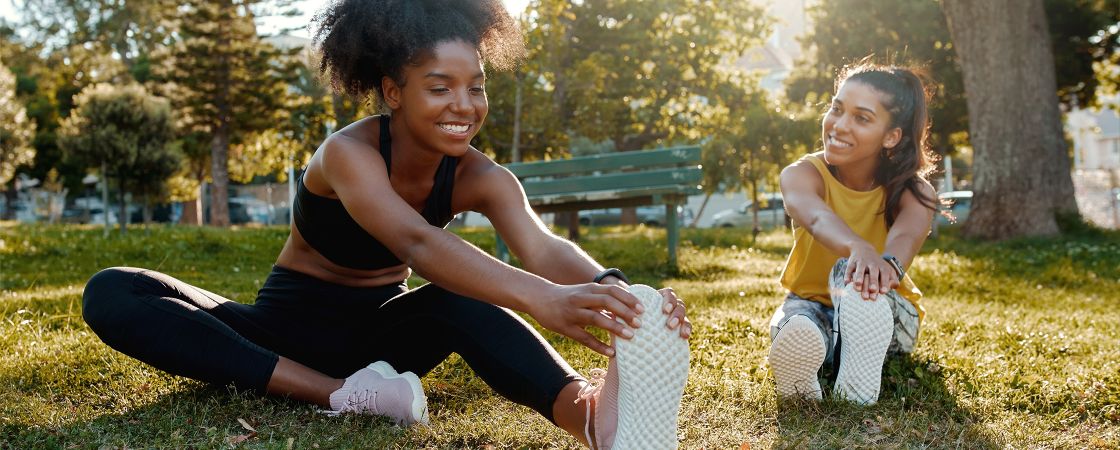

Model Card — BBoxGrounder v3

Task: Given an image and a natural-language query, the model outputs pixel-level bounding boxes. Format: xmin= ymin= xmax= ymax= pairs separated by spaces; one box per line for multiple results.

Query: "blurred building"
xmin=1067 ymin=94 xmax=1120 ymax=229
xmin=1068 ymin=100 xmax=1120 ymax=170
xmin=733 ymin=0 xmax=810 ymax=95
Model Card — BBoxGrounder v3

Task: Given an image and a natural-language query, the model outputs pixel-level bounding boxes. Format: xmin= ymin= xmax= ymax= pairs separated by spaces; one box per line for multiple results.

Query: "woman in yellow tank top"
xmin=768 ymin=63 xmax=940 ymax=405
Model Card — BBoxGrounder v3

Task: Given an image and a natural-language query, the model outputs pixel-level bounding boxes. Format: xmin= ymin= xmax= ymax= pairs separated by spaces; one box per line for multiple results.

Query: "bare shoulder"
xmin=914 ymin=177 xmax=937 ymax=199
xmin=457 ymin=148 xmax=518 ymax=186
xmin=900 ymin=177 xmax=937 ymax=205
xmin=454 ymin=148 xmax=524 ymax=211
xmin=318 ymin=133 xmax=380 ymax=171
xmin=780 ymin=158 xmax=824 ymax=196
xmin=307 ymin=127 xmax=387 ymax=197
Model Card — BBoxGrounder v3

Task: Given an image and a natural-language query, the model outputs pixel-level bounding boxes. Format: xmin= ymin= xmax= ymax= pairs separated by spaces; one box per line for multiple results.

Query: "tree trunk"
xmin=102 ymin=162 xmax=110 ymax=237
xmin=512 ymin=71 xmax=523 ymax=163
xmin=209 ymin=129 xmax=231 ymax=227
xmin=941 ymin=0 xmax=1078 ymax=240
xmin=117 ymin=177 xmax=128 ymax=235
xmin=2 ymin=181 xmax=14 ymax=221
xmin=690 ymin=193 xmax=711 ymax=228
xmin=181 ymin=184 xmax=203 ymax=225
xmin=142 ymin=192 xmax=153 ymax=225
xmin=209 ymin=7 xmax=233 ymax=227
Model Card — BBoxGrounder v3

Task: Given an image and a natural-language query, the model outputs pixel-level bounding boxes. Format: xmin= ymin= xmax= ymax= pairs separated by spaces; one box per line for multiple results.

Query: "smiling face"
xmin=822 ymin=80 xmax=901 ymax=173
xmin=382 ymin=39 xmax=488 ymax=157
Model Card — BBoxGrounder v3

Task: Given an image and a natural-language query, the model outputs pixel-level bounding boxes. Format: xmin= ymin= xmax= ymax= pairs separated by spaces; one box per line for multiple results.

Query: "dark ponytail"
xmin=839 ymin=64 xmax=939 ymax=227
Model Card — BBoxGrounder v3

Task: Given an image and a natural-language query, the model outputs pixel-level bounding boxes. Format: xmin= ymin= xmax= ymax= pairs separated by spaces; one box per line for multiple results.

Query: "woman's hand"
xmin=659 ymin=287 xmax=691 ymax=339
xmin=528 ymin=283 xmax=644 ymax=357
xmin=845 ymin=244 xmax=899 ymax=300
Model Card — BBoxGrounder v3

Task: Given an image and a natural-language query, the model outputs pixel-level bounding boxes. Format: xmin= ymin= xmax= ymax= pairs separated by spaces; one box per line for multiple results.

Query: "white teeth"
xmin=439 ymin=123 xmax=469 ymax=133
xmin=829 ymin=136 xmax=852 ymax=148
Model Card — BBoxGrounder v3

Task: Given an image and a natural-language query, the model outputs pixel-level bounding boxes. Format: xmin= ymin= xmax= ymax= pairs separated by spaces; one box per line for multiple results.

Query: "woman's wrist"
xmin=882 ymin=253 xmax=905 ymax=277
xmin=593 ymin=267 xmax=630 ymax=285
xmin=847 ymin=241 xmax=876 ymax=258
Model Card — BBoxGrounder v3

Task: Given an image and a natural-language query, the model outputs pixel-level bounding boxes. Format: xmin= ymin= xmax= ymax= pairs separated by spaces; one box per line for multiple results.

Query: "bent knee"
xmin=82 ymin=267 xmax=142 ymax=330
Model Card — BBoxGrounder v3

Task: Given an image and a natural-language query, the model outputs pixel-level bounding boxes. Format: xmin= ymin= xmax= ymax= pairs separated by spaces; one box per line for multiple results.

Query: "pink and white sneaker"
xmin=327 ymin=361 xmax=428 ymax=426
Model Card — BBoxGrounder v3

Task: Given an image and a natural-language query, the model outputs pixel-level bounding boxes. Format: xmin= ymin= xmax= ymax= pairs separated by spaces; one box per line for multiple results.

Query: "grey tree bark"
xmin=941 ymin=0 xmax=1078 ymax=239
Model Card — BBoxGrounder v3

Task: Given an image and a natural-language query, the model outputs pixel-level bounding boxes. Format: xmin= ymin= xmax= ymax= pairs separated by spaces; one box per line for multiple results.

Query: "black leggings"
xmin=81 ymin=266 xmax=581 ymax=421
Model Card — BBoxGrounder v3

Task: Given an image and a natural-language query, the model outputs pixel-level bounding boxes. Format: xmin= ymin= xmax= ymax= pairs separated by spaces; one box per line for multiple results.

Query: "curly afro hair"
xmin=313 ymin=0 xmax=524 ymax=103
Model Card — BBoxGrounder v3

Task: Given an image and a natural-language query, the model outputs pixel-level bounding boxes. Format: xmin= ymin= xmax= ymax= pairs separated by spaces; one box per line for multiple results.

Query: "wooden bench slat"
xmin=521 ymin=167 xmax=702 ymax=197
xmin=526 ymin=184 xmax=698 ymax=207
xmin=497 ymin=145 xmax=704 ymax=271
xmin=507 ymin=146 xmax=701 ymax=178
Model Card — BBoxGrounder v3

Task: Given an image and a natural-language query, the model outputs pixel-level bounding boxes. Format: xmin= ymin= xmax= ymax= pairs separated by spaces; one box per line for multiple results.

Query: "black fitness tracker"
xmin=593 ymin=268 xmax=630 ymax=284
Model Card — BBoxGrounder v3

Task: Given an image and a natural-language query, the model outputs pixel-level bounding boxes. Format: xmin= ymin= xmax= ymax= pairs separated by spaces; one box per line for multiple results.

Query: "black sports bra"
xmin=292 ymin=115 xmax=459 ymax=270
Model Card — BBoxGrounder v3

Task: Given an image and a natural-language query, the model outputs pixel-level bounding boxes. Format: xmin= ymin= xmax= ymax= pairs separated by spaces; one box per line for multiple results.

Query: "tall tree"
xmin=0 ymin=61 xmax=35 ymax=220
xmin=941 ymin=0 xmax=1078 ymax=239
xmin=702 ymin=73 xmax=815 ymax=230
xmin=482 ymin=0 xmax=771 ymax=160
xmin=162 ymin=0 xmax=294 ymax=226
xmin=1 ymin=21 xmax=94 ymax=200
xmin=1044 ymin=0 xmax=1120 ymax=108
xmin=58 ymin=83 xmax=178 ymax=234
xmin=20 ymin=0 xmax=178 ymax=81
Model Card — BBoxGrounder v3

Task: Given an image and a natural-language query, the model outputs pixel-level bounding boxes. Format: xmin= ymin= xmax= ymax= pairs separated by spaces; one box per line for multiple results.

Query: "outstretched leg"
xmin=829 ymin=259 xmax=894 ymax=405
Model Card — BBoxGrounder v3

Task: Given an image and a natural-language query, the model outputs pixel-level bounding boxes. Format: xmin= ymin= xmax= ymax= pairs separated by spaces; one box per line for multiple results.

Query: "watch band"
xmin=882 ymin=254 xmax=905 ymax=278
xmin=593 ymin=268 xmax=630 ymax=284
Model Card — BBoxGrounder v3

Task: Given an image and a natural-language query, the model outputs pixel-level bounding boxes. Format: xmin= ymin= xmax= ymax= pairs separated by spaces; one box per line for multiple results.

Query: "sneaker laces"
xmin=344 ymin=389 xmax=379 ymax=414
xmin=576 ymin=368 xmax=608 ymax=449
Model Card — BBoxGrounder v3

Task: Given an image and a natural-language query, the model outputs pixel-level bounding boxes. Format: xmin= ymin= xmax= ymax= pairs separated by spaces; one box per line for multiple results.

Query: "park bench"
xmin=496 ymin=146 xmax=703 ymax=270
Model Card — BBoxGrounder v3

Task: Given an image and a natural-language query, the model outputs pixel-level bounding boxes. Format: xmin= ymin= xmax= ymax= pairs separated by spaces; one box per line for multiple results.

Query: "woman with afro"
xmin=81 ymin=0 xmax=690 ymax=447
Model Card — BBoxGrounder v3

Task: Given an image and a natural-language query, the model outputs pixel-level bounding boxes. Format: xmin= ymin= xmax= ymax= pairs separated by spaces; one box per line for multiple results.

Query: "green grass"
xmin=1 ymin=222 xmax=1118 ymax=448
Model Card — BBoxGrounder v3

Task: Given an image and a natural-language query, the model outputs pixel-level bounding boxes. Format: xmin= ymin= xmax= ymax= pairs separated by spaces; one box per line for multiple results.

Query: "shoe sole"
xmin=366 ymin=361 xmax=429 ymax=426
xmin=833 ymin=286 xmax=894 ymax=405
xmin=612 ymin=284 xmax=690 ymax=450
xmin=769 ymin=315 xmax=825 ymax=400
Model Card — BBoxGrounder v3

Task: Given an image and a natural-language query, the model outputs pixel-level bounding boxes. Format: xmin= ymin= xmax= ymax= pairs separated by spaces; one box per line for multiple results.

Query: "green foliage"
xmin=701 ymin=73 xmax=817 ymax=200
xmin=20 ymin=0 xmax=178 ymax=67
xmin=785 ymin=0 xmax=968 ymax=156
xmin=156 ymin=0 xmax=301 ymax=224
xmin=787 ymin=0 xmax=1118 ymax=155
xmin=479 ymin=0 xmax=772 ymax=163
xmin=1044 ymin=0 xmax=1120 ymax=108
xmin=1 ymin=223 xmax=1118 ymax=447
xmin=57 ymin=83 xmax=180 ymax=229
xmin=0 ymin=61 xmax=35 ymax=185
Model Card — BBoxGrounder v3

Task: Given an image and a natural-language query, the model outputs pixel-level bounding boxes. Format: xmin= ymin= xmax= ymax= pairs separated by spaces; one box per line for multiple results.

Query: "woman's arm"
xmin=319 ymin=137 xmax=643 ymax=356
xmin=467 ymin=160 xmax=691 ymax=339
xmin=883 ymin=180 xmax=937 ymax=269
xmin=780 ymin=160 xmax=896 ymax=299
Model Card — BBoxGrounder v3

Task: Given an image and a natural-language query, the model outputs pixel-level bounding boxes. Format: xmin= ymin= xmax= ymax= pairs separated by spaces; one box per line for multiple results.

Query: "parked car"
xmin=710 ymin=193 xmax=786 ymax=229
xmin=229 ymin=196 xmax=272 ymax=225
xmin=935 ymin=190 xmax=972 ymax=226
xmin=0 ymin=200 xmax=37 ymax=222
xmin=577 ymin=205 xmax=693 ymax=227
xmin=61 ymin=207 xmax=119 ymax=225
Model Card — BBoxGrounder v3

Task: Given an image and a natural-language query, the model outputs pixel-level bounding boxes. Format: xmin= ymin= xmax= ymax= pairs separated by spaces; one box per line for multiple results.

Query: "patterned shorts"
xmin=769 ymin=258 xmax=921 ymax=366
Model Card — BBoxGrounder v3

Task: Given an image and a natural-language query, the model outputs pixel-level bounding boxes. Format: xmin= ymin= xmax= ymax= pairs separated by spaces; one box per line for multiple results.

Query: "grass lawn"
xmin=1 ymin=221 xmax=1118 ymax=449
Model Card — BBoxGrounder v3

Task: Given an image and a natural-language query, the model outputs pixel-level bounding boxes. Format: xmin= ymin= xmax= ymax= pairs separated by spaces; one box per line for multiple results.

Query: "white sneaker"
xmin=769 ymin=315 xmax=825 ymax=400
xmin=610 ymin=284 xmax=690 ymax=449
xmin=833 ymin=286 xmax=894 ymax=405
xmin=327 ymin=361 xmax=429 ymax=426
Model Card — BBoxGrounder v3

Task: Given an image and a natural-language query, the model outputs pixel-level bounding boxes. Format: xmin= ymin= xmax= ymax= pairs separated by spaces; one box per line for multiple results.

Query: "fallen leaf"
xmin=740 ymin=442 xmax=752 ymax=450
xmin=228 ymin=432 xmax=257 ymax=445
xmin=237 ymin=418 xmax=257 ymax=433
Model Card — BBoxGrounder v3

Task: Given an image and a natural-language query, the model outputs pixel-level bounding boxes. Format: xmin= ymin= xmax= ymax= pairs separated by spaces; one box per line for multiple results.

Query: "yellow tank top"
xmin=779 ymin=152 xmax=924 ymax=320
